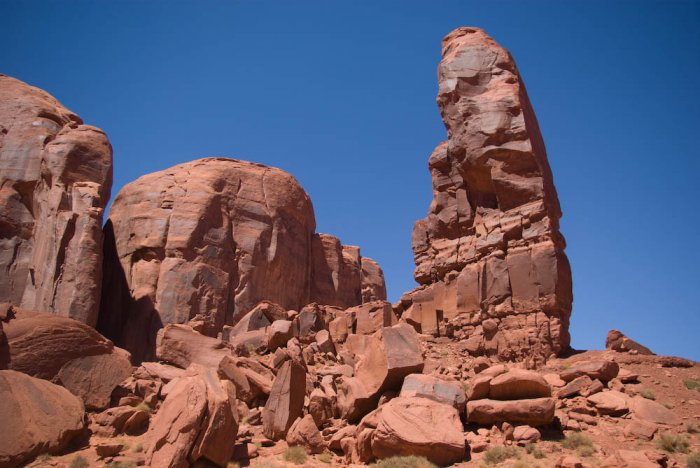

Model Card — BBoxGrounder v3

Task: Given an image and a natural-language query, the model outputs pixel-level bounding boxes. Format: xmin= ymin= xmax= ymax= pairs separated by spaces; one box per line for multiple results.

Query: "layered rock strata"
xmin=0 ymin=75 xmax=113 ymax=326
xmin=99 ymin=158 xmax=385 ymax=361
xmin=402 ymin=27 xmax=572 ymax=365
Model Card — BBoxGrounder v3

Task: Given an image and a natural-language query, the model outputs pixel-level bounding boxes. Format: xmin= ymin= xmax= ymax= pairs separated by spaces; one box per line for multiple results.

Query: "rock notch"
xmin=399 ymin=27 xmax=572 ymax=366
xmin=0 ymin=75 xmax=113 ymax=326
xmin=98 ymin=158 xmax=385 ymax=361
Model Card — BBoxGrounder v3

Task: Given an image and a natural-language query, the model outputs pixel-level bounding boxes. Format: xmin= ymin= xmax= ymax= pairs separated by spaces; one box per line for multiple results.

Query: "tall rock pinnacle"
xmin=402 ymin=28 xmax=572 ymax=366
xmin=0 ymin=75 xmax=113 ymax=326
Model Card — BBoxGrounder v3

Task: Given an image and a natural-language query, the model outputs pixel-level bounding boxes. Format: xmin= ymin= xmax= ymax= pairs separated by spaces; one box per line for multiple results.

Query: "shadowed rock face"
xmin=99 ymin=158 xmax=385 ymax=361
xmin=402 ymin=28 xmax=572 ymax=366
xmin=0 ymin=75 xmax=113 ymax=326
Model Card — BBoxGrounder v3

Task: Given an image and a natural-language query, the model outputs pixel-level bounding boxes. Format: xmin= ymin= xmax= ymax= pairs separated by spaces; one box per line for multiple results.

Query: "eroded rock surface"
xmin=0 ymin=75 xmax=112 ymax=326
xmin=400 ymin=27 xmax=572 ymax=366
xmin=99 ymin=158 xmax=385 ymax=362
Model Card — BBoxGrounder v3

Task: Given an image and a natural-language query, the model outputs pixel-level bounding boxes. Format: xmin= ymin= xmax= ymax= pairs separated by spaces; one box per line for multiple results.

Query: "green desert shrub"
xmin=483 ymin=445 xmax=520 ymax=465
xmin=685 ymin=379 xmax=700 ymax=391
xmin=318 ymin=449 xmax=333 ymax=464
xmin=687 ymin=422 xmax=700 ymax=434
xmin=687 ymin=452 xmax=700 ymax=468
xmin=284 ymin=446 xmax=308 ymax=465
xmin=640 ymin=388 xmax=656 ymax=400
xmin=371 ymin=455 xmax=437 ymax=468
xmin=69 ymin=456 xmax=89 ymax=468
xmin=561 ymin=432 xmax=594 ymax=450
xmin=525 ymin=443 xmax=545 ymax=459
xmin=656 ymin=432 xmax=690 ymax=453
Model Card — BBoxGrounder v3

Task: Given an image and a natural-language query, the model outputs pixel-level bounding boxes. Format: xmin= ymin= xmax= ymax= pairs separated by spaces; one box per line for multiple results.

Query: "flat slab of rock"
xmin=489 ymin=369 xmax=551 ymax=400
xmin=629 ymin=396 xmax=681 ymax=425
xmin=586 ymin=390 xmax=629 ymax=415
xmin=400 ymin=374 xmax=466 ymax=411
xmin=560 ymin=360 xmax=619 ymax=382
xmin=467 ymin=397 xmax=555 ymax=426
xmin=262 ymin=360 xmax=306 ymax=440
xmin=370 ymin=397 xmax=465 ymax=466
xmin=156 ymin=324 xmax=232 ymax=369
xmin=0 ymin=370 xmax=85 ymax=466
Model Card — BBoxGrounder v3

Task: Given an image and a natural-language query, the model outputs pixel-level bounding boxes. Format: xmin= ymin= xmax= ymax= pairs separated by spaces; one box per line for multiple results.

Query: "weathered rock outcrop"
xmin=98 ymin=158 xmax=385 ymax=361
xmin=4 ymin=309 xmax=132 ymax=410
xmin=0 ymin=370 xmax=86 ymax=467
xmin=0 ymin=75 xmax=113 ymax=326
xmin=401 ymin=27 xmax=572 ymax=366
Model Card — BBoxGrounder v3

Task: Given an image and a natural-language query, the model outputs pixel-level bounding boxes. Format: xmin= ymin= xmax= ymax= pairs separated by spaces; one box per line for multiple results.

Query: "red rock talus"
xmin=0 ymin=75 xmax=113 ymax=326
xmin=99 ymin=158 xmax=385 ymax=361
xmin=402 ymin=28 xmax=572 ymax=365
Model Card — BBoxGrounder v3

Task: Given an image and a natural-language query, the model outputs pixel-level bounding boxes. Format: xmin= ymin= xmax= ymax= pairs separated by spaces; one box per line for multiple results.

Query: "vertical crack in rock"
xmin=400 ymin=27 xmax=572 ymax=367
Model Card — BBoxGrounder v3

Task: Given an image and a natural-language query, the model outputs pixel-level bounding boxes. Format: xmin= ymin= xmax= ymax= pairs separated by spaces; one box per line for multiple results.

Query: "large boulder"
xmin=262 ymin=360 xmax=306 ymax=440
xmin=605 ymin=330 xmax=654 ymax=355
xmin=629 ymin=396 xmax=681 ymax=426
xmin=399 ymin=27 xmax=572 ymax=366
xmin=370 ymin=397 xmax=465 ymax=466
xmin=0 ymin=75 xmax=112 ymax=326
xmin=467 ymin=398 xmax=555 ymax=426
xmin=155 ymin=324 xmax=232 ymax=370
xmin=489 ymin=369 xmax=551 ymax=400
xmin=560 ymin=360 xmax=619 ymax=382
xmin=98 ymin=158 xmax=385 ymax=362
xmin=0 ymin=370 xmax=85 ymax=467
xmin=286 ymin=414 xmax=326 ymax=454
xmin=399 ymin=374 xmax=466 ymax=411
xmin=144 ymin=365 xmax=238 ymax=468
xmin=339 ymin=323 xmax=424 ymax=422
xmin=351 ymin=301 xmax=397 ymax=335
xmin=4 ymin=309 xmax=132 ymax=410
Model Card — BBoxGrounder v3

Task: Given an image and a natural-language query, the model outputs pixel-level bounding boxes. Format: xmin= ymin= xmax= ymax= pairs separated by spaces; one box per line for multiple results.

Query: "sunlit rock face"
xmin=0 ymin=75 xmax=113 ymax=326
xmin=401 ymin=28 xmax=572 ymax=367
xmin=99 ymin=157 xmax=386 ymax=362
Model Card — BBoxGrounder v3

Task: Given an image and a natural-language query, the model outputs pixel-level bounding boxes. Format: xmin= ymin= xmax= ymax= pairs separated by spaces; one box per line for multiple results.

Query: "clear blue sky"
xmin=3 ymin=1 xmax=699 ymax=360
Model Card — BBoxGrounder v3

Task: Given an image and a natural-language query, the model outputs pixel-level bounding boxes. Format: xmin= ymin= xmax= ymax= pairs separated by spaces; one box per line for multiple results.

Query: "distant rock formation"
xmin=399 ymin=28 xmax=572 ymax=366
xmin=0 ymin=75 xmax=112 ymax=326
xmin=98 ymin=158 xmax=385 ymax=361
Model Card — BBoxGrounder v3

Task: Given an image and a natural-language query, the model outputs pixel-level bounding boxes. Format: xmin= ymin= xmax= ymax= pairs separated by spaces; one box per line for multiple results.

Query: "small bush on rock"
xmin=318 ymin=450 xmax=333 ymax=464
xmin=525 ymin=443 xmax=545 ymax=459
xmin=687 ymin=422 xmax=699 ymax=434
xmin=69 ymin=456 xmax=89 ymax=468
xmin=640 ymin=389 xmax=656 ymax=400
xmin=561 ymin=433 xmax=594 ymax=450
xmin=371 ymin=455 xmax=436 ymax=468
xmin=656 ymin=433 xmax=690 ymax=453
xmin=284 ymin=446 xmax=308 ymax=465
xmin=687 ymin=452 xmax=700 ymax=468
xmin=684 ymin=379 xmax=700 ymax=391
xmin=483 ymin=446 xmax=520 ymax=465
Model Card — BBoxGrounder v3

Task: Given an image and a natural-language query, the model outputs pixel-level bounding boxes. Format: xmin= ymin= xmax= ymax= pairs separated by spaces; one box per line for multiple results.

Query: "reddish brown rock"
xmin=488 ymin=369 xmax=551 ymax=400
xmin=399 ymin=374 xmax=466 ymax=411
xmin=0 ymin=75 xmax=112 ymax=326
xmin=587 ymin=390 xmax=629 ymax=415
xmin=629 ymin=396 xmax=681 ymax=426
xmin=401 ymin=28 xmax=572 ymax=366
xmin=310 ymin=233 xmax=386 ymax=308
xmin=286 ymin=414 xmax=326 ymax=454
xmin=560 ymin=360 xmax=619 ymax=382
xmin=144 ymin=365 xmax=238 ymax=468
xmin=0 ymin=370 xmax=86 ymax=466
xmin=466 ymin=397 xmax=555 ymax=426
xmin=262 ymin=360 xmax=306 ymax=440
xmin=352 ymin=300 xmax=397 ymax=335
xmin=370 ymin=397 xmax=465 ymax=466
xmin=606 ymin=330 xmax=654 ymax=355
xmin=217 ymin=355 xmax=273 ymax=406
xmin=155 ymin=324 xmax=232 ymax=370
xmin=98 ymin=158 xmax=385 ymax=362
xmin=5 ymin=309 xmax=132 ymax=409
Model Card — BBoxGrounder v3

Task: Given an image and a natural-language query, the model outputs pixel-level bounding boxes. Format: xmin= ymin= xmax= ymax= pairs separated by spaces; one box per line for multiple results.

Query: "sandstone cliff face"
xmin=99 ymin=158 xmax=385 ymax=361
xmin=0 ymin=75 xmax=112 ymax=326
xmin=402 ymin=28 xmax=572 ymax=365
